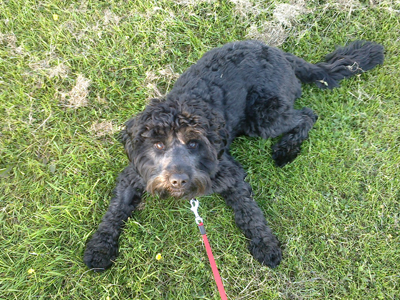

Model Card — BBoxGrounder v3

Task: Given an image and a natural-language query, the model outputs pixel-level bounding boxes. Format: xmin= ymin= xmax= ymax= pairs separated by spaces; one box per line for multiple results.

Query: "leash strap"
xmin=190 ymin=199 xmax=227 ymax=300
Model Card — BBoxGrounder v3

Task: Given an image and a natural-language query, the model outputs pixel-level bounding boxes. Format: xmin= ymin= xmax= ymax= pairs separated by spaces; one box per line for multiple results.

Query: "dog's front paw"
xmin=249 ymin=236 xmax=282 ymax=268
xmin=83 ymin=235 xmax=118 ymax=271
xmin=272 ymin=142 xmax=301 ymax=167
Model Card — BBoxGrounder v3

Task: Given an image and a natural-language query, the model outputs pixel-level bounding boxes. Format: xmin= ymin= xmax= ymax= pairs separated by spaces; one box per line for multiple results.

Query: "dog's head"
xmin=121 ymin=98 xmax=228 ymax=199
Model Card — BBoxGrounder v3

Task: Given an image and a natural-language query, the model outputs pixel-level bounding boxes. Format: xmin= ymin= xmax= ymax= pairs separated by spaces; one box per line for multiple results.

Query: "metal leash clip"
xmin=190 ymin=198 xmax=203 ymax=225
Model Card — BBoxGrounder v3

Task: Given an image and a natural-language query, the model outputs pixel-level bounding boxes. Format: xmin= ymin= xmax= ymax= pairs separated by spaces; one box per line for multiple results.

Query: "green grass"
xmin=1 ymin=0 xmax=399 ymax=299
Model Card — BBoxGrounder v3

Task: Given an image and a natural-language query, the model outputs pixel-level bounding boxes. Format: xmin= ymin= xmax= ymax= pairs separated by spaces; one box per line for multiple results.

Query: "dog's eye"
xmin=154 ymin=142 xmax=165 ymax=150
xmin=187 ymin=141 xmax=198 ymax=149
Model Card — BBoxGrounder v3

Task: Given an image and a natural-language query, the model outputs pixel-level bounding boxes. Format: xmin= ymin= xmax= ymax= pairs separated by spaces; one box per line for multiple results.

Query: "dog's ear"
xmin=217 ymin=127 xmax=228 ymax=158
xmin=120 ymin=115 xmax=142 ymax=162
xmin=207 ymin=110 xmax=229 ymax=159
xmin=120 ymin=98 xmax=166 ymax=161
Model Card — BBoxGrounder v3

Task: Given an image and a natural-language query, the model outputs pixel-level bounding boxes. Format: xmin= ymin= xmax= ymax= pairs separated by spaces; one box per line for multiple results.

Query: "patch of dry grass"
xmin=246 ymin=21 xmax=288 ymax=46
xmin=144 ymin=65 xmax=180 ymax=98
xmin=245 ymin=1 xmax=310 ymax=46
xmin=273 ymin=2 xmax=309 ymax=27
xmin=0 ymin=32 xmax=24 ymax=55
xmin=29 ymin=60 xmax=70 ymax=78
xmin=60 ymin=75 xmax=91 ymax=108
xmin=90 ymin=121 xmax=119 ymax=137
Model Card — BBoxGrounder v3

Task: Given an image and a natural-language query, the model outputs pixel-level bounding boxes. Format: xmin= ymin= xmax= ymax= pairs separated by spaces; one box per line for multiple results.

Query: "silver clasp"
xmin=190 ymin=198 xmax=203 ymax=225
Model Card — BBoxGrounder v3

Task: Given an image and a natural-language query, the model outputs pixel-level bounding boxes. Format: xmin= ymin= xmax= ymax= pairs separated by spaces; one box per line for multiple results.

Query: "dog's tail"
xmin=284 ymin=40 xmax=384 ymax=89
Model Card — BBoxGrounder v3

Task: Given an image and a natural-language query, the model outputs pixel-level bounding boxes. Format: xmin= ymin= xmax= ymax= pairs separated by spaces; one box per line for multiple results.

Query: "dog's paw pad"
xmin=249 ymin=238 xmax=282 ymax=268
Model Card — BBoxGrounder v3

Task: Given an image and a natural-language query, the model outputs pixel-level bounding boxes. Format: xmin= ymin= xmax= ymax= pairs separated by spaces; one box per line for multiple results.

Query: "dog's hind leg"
xmin=214 ymin=156 xmax=282 ymax=268
xmin=244 ymin=93 xmax=318 ymax=167
xmin=271 ymin=107 xmax=318 ymax=167
xmin=83 ymin=164 xmax=144 ymax=270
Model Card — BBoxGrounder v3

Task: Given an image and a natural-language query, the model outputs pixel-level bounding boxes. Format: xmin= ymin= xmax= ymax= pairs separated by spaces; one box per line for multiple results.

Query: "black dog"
xmin=84 ymin=40 xmax=384 ymax=270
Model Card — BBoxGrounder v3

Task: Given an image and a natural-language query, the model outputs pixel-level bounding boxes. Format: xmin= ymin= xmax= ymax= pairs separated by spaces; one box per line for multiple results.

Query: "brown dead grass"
xmin=62 ymin=8 xmax=123 ymax=42
xmin=229 ymin=0 xmax=265 ymax=16
xmin=29 ymin=60 xmax=70 ymax=78
xmin=61 ymin=75 xmax=91 ymax=108
xmin=47 ymin=63 xmax=69 ymax=78
xmin=0 ymin=32 xmax=25 ymax=55
xmin=174 ymin=0 xmax=268 ymax=17
xmin=326 ymin=0 xmax=361 ymax=10
xmin=273 ymin=2 xmax=309 ymax=27
xmin=144 ymin=65 xmax=180 ymax=98
xmin=90 ymin=121 xmax=119 ymax=137
xmin=103 ymin=9 xmax=122 ymax=25
xmin=246 ymin=21 xmax=288 ymax=46
xmin=174 ymin=0 xmax=216 ymax=5
xmin=245 ymin=1 xmax=311 ymax=46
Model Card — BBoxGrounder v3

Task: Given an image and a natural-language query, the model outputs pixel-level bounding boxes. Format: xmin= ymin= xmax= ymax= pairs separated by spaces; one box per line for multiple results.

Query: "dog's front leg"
xmin=83 ymin=164 xmax=144 ymax=271
xmin=215 ymin=157 xmax=282 ymax=268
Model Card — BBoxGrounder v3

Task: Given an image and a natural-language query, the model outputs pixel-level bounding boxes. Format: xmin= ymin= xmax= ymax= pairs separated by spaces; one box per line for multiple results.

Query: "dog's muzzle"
xmin=146 ymin=170 xmax=211 ymax=200
xmin=169 ymin=173 xmax=189 ymax=189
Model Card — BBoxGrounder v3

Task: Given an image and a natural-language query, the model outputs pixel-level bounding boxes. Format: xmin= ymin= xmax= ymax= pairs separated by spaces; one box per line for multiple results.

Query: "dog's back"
xmin=169 ymin=40 xmax=383 ymax=138
xmin=168 ymin=40 xmax=303 ymax=138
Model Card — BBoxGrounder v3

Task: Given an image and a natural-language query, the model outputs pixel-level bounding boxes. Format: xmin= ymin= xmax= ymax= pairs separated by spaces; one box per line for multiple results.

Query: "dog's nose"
xmin=169 ymin=173 xmax=189 ymax=188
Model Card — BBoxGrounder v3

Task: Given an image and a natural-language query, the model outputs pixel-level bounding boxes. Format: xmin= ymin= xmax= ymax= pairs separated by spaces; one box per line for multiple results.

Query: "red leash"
xmin=190 ymin=199 xmax=228 ymax=300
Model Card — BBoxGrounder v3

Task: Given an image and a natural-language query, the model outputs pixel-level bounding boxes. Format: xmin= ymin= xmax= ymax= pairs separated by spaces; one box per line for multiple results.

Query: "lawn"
xmin=1 ymin=0 xmax=399 ymax=299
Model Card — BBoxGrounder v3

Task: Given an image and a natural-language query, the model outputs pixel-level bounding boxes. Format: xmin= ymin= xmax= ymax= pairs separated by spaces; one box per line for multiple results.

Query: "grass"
xmin=1 ymin=0 xmax=399 ymax=299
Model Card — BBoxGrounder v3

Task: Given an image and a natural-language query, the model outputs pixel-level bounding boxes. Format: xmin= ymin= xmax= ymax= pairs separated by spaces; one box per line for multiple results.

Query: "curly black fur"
xmin=84 ymin=40 xmax=384 ymax=271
